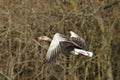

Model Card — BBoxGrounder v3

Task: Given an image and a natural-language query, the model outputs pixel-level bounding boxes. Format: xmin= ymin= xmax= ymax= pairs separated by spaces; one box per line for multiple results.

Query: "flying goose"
xmin=38 ymin=31 xmax=93 ymax=63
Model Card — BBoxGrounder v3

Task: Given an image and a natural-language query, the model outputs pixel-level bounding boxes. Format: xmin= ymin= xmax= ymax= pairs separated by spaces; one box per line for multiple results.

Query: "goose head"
xmin=38 ymin=36 xmax=52 ymax=41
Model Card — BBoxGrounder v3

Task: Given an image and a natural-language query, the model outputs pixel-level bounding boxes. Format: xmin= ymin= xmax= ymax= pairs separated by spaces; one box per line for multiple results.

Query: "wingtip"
xmin=69 ymin=31 xmax=74 ymax=34
xmin=69 ymin=31 xmax=79 ymax=37
xmin=42 ymin=59 xmax=49 ymax=64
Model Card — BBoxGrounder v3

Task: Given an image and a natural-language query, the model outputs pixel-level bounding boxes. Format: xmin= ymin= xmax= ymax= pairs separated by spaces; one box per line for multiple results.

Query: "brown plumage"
xmin=38 ymin=31 xmax=93 ymax=64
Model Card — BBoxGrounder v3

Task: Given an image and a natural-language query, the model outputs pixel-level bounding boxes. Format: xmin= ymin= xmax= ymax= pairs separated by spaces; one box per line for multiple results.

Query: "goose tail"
xmin=74 ymin=48 xmax=93 ymax=57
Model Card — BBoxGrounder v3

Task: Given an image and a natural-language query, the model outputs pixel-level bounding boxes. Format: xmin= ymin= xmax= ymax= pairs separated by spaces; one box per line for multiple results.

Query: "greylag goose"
xmin=38 ymin=31 xmax=93 ymax=63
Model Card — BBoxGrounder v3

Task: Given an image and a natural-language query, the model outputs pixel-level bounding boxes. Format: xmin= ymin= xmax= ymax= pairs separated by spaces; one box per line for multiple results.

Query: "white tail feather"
xmin=74 ymin=48 xmax=93 ymax=57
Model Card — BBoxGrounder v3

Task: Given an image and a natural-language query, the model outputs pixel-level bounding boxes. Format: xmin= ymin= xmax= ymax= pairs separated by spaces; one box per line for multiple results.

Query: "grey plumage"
xmin=42 ymin=31 xmax=93 ymax=64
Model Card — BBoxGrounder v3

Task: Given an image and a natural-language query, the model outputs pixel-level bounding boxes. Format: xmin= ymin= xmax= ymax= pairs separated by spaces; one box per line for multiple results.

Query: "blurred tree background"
xmin=0 ymin=0 xmax=120 ymax=80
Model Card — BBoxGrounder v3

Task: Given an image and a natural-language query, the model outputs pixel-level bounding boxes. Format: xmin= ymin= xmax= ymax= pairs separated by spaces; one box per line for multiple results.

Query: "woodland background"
xmin=0 ymin=0 xmax=120 ymax=80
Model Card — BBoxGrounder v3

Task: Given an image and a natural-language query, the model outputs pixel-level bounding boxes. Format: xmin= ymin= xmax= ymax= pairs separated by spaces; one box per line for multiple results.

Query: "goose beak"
xmin=38 ymin=36 xmax=52 ymax=41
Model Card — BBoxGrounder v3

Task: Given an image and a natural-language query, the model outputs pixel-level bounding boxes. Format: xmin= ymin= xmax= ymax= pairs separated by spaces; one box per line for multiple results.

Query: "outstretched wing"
xmin=70 ymin=31 xmax=86 ymax=49
xmin=42 ymin=33 xmax=67 ymax=64
xmin=42 ymin=44 xmax=62 ymax=64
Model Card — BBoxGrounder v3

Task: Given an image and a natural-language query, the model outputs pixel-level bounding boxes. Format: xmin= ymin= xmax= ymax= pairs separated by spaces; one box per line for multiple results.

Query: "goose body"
xmin=38 ymin=31 xmax=93 ymax=63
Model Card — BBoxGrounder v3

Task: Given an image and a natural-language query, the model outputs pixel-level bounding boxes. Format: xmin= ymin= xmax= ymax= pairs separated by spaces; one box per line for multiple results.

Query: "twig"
xmin=0 ymin=71 xmax=11 ymax=80
xmin=103 ymin=1 xmax=119 ymax=9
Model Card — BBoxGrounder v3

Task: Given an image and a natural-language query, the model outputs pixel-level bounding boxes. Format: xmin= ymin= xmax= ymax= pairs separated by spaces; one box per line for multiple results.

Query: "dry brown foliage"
xmin=0 ymin=0 xmax=120 ymax=80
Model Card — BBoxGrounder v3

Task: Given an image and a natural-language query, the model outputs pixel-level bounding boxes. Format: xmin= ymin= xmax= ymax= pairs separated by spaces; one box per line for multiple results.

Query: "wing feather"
xmin=42 ymin=33 xmax=66 ymax=64
xmin=70 ymin=31 xmax=86 ymax=49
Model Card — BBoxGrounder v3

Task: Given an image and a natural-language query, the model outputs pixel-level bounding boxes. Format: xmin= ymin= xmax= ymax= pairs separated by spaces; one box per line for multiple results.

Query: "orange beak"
xmin=38 ymin=36 xmax=52 ymax=41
